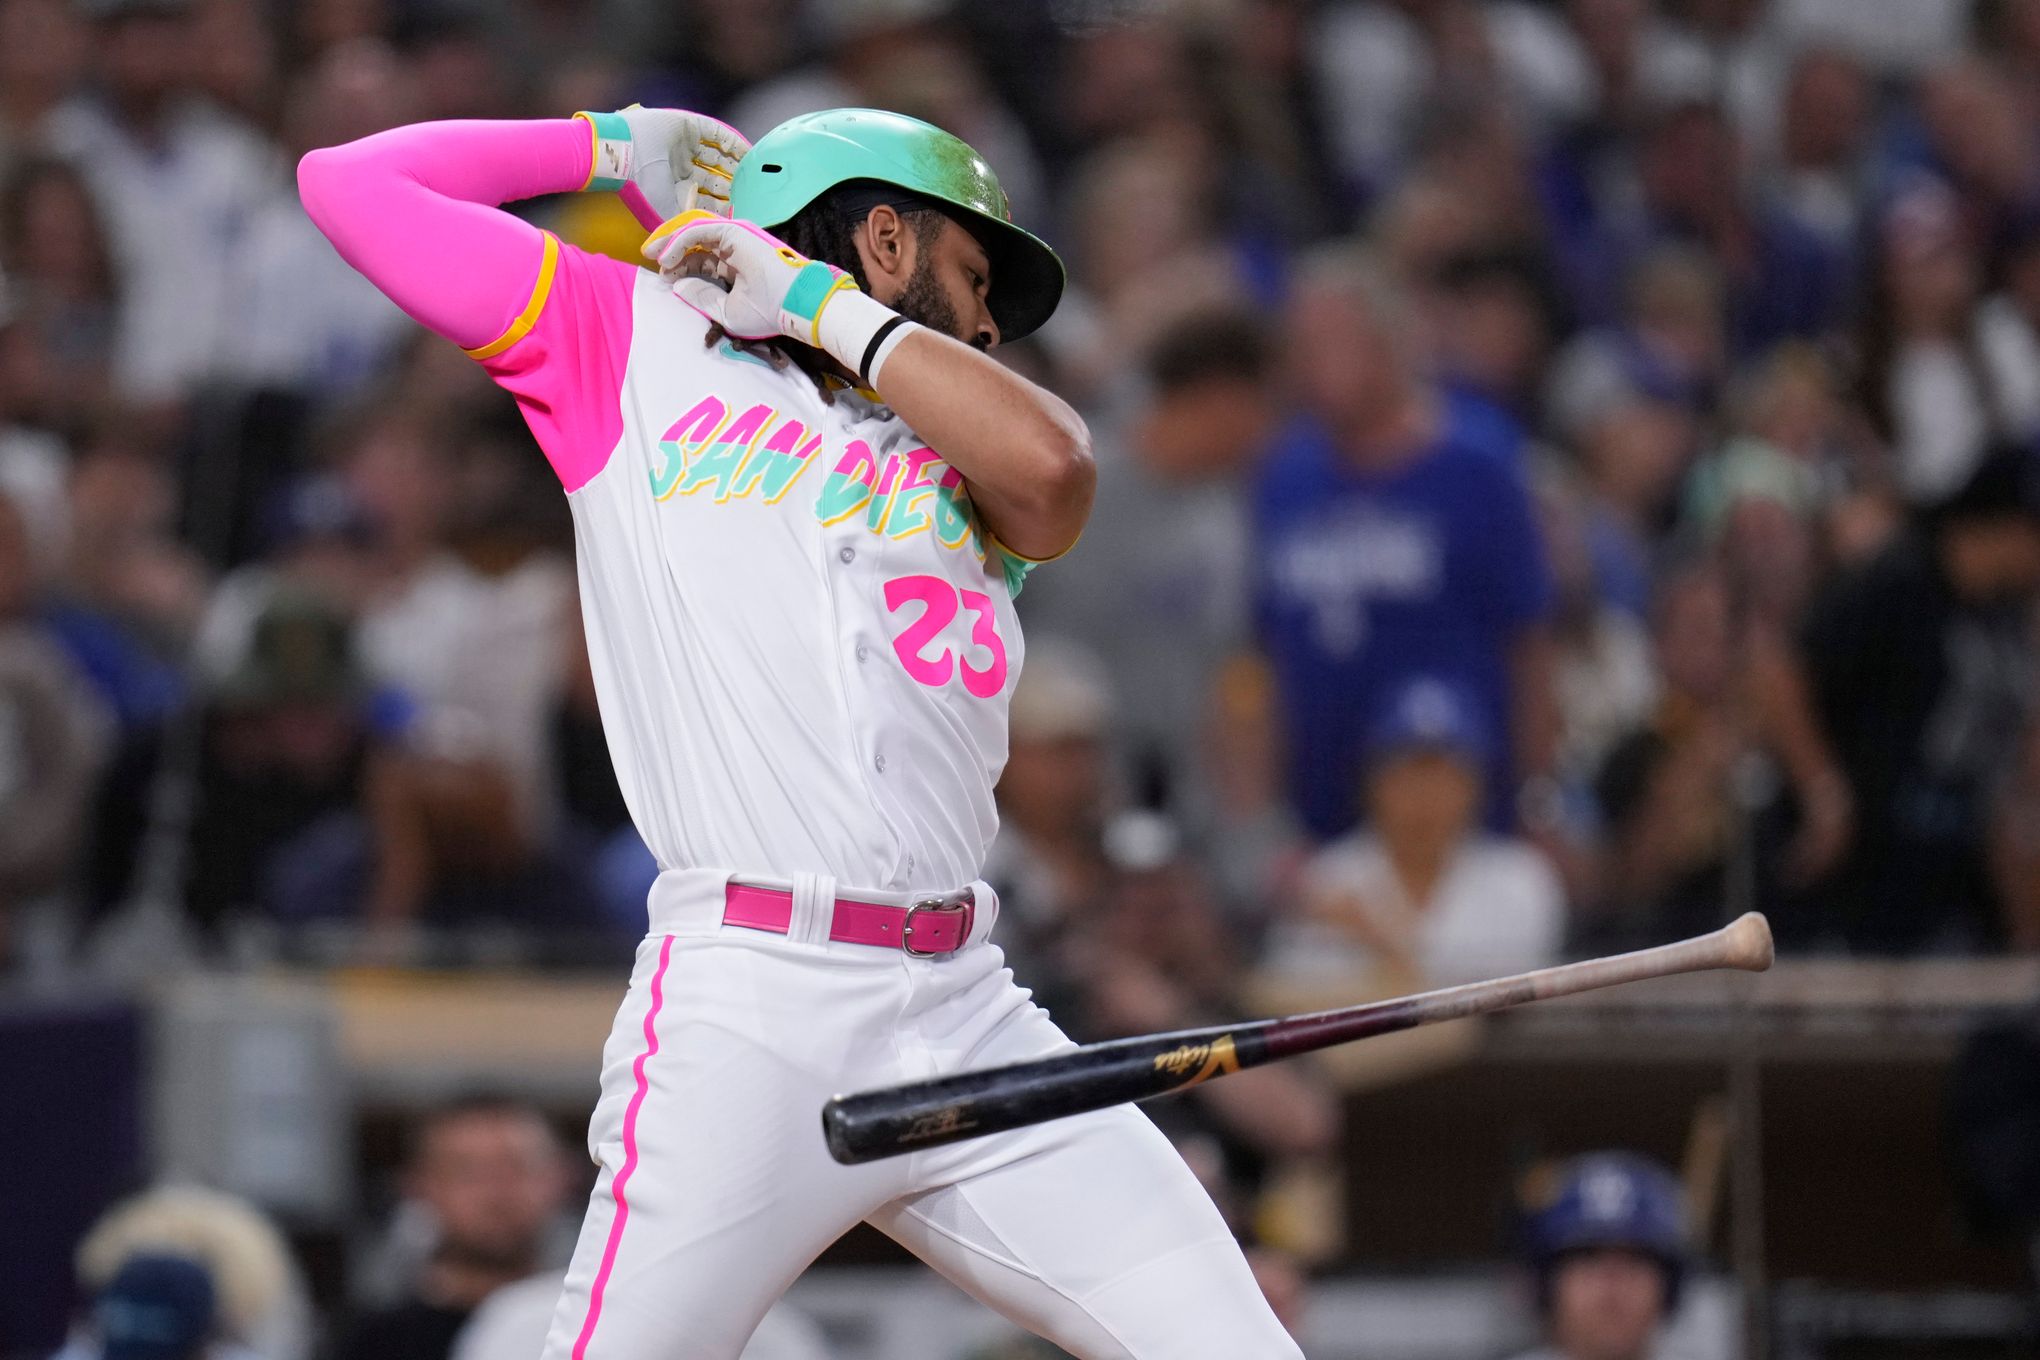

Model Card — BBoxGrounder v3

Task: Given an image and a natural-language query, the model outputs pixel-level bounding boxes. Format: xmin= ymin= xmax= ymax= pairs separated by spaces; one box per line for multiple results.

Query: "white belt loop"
xmin=789 ymin=871 xmax=833 ymax=946
xmin=964 ymin=879 xmax=1000 ymax=948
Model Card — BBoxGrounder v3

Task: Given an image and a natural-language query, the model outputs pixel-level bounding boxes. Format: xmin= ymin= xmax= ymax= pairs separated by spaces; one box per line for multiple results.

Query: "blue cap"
xmin=96 ymin=1254 xmax=216 ymax=1360
xmin=1521 ymin=1152 xmax=1688 ymax=1267
xmin=1362 ymin=676 xmax=1494 ymax=768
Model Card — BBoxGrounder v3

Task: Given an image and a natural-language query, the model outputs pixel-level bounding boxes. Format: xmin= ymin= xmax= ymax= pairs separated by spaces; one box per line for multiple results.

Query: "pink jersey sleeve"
xmin=298 ymin=118 xmax=639 ymax=491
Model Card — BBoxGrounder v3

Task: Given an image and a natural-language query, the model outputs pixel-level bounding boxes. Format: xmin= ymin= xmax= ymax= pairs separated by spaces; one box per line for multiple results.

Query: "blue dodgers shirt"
xmin=1253 ymin=411 xmax=1553 ymax=838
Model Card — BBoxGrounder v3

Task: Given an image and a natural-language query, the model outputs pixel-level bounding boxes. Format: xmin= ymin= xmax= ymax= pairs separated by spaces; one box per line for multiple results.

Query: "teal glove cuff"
xmin=574 ymin=111 xmax=634 ymax=192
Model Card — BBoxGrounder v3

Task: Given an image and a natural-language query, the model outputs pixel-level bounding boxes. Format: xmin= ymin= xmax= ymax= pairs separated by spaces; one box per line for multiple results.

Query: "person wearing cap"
xmin=83 ymin=1254 xmax=220 ymax=1360
xmin=1508 ymin=1153 xmax=1693 ymax=1360
xmin=54 ymin=1249 xmax=266 ymax=1360
xmin=1284 ymin=675 xmax=1564 ymax=989
xmin=301 ymin=89 xmax=1302 ymax=1360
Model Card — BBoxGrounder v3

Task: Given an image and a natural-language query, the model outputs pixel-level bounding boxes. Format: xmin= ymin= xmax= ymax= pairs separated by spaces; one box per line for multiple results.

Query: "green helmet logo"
xmin=732 ymin=108 xmax=1065 ymax=342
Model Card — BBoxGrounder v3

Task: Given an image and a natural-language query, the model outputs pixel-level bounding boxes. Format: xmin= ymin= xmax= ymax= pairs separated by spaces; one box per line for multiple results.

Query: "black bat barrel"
xmin=822 ymin=1023 xmax=1267 ymax=1165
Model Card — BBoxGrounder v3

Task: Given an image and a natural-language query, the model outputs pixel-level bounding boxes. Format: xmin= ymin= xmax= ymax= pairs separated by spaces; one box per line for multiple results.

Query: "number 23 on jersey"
xmin=884 ymin=575 xmax=1008 ymax=698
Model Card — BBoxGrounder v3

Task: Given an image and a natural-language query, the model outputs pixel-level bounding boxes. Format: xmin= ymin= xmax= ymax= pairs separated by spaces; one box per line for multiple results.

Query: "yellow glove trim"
xmin=572 ymin=112 xmax=601 ymax=191
xmin=465 ymin=232 xmax=561 ymax=360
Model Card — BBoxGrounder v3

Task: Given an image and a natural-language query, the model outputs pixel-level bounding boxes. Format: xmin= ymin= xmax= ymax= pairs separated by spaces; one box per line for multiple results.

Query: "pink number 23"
xmin=883 ymin=575 xmax=1008 ymax=699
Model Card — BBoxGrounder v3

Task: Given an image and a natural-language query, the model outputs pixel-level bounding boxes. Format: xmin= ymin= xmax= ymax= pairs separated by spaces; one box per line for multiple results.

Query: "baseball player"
xmin=299 ymin=105 xmax=1301 ymax=1359
xmin=1509 ymin=1153 xmax=1694 ymax=1360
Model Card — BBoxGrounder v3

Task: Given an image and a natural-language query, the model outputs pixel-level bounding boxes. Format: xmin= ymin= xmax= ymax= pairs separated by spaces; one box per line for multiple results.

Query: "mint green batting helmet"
xmin=732 ymin=108 xmax=1065 ymax=342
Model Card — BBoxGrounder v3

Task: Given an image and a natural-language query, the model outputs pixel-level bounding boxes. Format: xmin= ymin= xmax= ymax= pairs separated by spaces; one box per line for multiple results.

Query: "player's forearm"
xmin=298 ymin=118 xmax=596 ymax=351
xmin=872 ymin=329 xmax=1095 ymax=561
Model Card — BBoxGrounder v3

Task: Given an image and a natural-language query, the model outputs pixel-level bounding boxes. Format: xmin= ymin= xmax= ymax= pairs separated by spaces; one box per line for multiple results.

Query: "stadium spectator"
xmin=1430 ymin=247 xmax=1560 ymax=446
xmin=1858 ymin=184 xmax=2002 ymax=504
xmin=328 ymin=1097 xmax=572 ymax=1360
xmin=62 ymin=414 xmax=211 ymax=661
xmin=0 ymin=0 xmax=87 ymax=175
xmin=225 ymin=39 xmax=415 ymax=398
xmin=1253 ymin=245 xmax=1558 ymax=841
xmin=1571 ymin=394 xmax=1699 ymax=618
xmin=1545 ymin=247 xmax=1727 ymax=444
xmin=1021 ymin=303 xmax=1274 ymax=816
xmin=39 ymin=0 xmax=279 ymax=403
xmin=1798 ymin=445 xmax=2040 ymax=952
xmin=66 ymin=1184 xmax=312 ymax=1360
xmin=1309 ymin=0 xmax=1588 ymax=209
xmin=1507 ymin=1152 xmax=1693 ymax=1360
xmin=54 ymin=1253 xmax=253 ymax=1360
xmin=0 ymin=156 xmax=120 ymax=432
xmin=1763 ymin=47 xmax=1873 ymax=257
xmin=1275 ymin=676 xmax=1565 ymax=989
xmin=0 ymin=465 xmax=110 ymax=966
xmin=90 ymin=585 xmax=421 ymax=947
xmin=341 ymin=405 xmax=576 ymax=858
xmin=1683 ymin=346 xmax=1858 ymax=550
xmin=1917 ymin=56 xmax=2040 ymax=253
xmin=1540 ymin=474 xmax=1657 ymax=789
xmin=1564 ymin=98 xmax=1851 ymax=350
xmin=1975 ymin=215 xmax=2040 ymax=449
xmin=1594 ymin=558 xmax=1849 ymax=949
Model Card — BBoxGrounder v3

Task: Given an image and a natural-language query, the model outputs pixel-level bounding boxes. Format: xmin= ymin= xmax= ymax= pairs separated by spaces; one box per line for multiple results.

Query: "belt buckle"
xmin=902 ymin=887 xmax=975 ymax=958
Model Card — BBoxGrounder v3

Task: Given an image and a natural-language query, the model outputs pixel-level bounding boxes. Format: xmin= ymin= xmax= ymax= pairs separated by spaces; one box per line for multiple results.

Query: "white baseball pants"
xmin=538 ymin=869 xmax=1301 ymax=1360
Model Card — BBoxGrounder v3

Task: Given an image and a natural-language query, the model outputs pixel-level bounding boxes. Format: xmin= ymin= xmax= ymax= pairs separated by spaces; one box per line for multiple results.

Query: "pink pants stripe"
xmin=571 ymin=934 xmax=676 ymax=1359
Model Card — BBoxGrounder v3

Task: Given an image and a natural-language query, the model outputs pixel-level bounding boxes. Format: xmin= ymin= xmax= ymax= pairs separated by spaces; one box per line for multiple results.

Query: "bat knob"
xmin=1720 ymin=912 xmax=1775 ymax=972
xmin=820 ymin=1097 xmax=861 ymax=1165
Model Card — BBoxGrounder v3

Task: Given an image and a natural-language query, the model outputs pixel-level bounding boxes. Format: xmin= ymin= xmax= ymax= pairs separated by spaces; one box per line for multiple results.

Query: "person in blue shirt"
xmin=1253 ymin=246 xmax=1558 ymax=842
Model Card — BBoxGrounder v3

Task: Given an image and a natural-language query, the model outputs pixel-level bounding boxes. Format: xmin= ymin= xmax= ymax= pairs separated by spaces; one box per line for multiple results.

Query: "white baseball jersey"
xmin=481 ymin=239 xmax=1034 ymax=897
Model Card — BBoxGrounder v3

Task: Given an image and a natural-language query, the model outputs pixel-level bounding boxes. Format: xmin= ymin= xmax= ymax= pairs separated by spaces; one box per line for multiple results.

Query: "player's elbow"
xmin=1025 ymin=416 xmax=1095 ymax=522
xmin=296 ymin=146 xmax=347 ymax=235
xmin=297 ymin=142 xmax=378 ymax=240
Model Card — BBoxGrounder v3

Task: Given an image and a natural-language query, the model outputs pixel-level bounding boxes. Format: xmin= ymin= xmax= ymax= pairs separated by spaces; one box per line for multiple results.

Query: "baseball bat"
xmin=822 ymin=911 xmax=1773 ymax=1165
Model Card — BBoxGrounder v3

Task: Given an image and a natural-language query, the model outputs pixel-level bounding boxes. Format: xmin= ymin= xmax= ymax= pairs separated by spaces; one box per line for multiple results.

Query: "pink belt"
xmin=722 ymin=882 xmax=976 ymax=957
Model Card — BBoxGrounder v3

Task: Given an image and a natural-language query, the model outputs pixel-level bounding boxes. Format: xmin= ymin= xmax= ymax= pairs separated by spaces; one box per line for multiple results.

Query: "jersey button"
xmin=874 ymin=753 xmax=887 ymax=773
xmin=855 ymin=642 xmax=869 ymax=662
xmin=838 ymin=546 xmax=856 ymax=564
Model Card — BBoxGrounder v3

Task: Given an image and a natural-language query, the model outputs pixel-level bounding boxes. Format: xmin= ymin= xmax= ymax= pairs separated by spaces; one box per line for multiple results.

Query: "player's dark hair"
xmin=701 ymin=184 xmax=951 ymax=396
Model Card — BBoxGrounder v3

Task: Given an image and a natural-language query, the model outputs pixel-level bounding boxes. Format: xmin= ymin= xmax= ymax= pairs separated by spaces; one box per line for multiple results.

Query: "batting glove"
xmin=573 ymin=105 xmax=750 ymax=231
xmin=648 ymin=213 xmax=920 ymax=386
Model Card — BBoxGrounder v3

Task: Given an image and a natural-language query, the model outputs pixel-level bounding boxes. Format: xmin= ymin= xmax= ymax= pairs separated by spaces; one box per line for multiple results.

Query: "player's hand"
xmin=574 ymin=105 xmax=750 ymax=230
xmin=648 ymin=212 xmax=862 ymax=347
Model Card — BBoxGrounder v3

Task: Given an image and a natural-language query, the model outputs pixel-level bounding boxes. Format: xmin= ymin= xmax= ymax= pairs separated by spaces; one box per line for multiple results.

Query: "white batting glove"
xmin=648 ymin=213 xmax=921 ymax=385
xmin=574 ymin=105 xmax=750 ymax=230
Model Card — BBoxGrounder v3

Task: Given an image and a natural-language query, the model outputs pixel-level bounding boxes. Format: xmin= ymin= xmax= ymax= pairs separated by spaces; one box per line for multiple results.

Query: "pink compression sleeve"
xmin=298 ymin=118 xmax=595 ymax=350
xmin=299 ymin=119 xmax=640 ymax=492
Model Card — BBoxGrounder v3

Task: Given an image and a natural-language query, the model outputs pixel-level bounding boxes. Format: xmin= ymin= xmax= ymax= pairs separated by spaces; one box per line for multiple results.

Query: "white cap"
xmin=1007 ymin=637 xmax=1113 ymax=743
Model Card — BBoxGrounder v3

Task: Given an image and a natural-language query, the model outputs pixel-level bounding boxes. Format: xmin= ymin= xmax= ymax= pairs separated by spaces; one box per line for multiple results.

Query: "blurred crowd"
xmin=4 ymin=0 xmax=2040 ymax=975
xmin=4 ymin=0 xmax=2040 ymax=1344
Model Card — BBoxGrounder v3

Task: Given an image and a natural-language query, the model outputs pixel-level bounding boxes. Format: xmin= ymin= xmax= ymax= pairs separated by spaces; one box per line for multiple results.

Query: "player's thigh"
xmin=868 ymin=1106 xmax=1302 ymax=1360
xmin=542 ymin=938 xmax=899 ymax=1359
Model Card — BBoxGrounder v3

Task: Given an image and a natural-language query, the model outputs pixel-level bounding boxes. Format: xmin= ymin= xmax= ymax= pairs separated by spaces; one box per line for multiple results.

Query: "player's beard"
xmin=890 ymin=254 xmax=981 ymax=351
